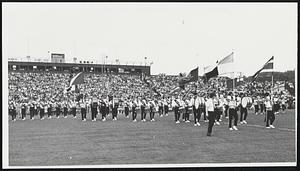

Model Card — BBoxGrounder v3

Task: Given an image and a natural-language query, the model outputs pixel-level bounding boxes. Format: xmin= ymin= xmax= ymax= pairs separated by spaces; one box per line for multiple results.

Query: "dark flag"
xmin=141 ymin=73 xmax=161 ymax=96
xmin=204 ymin=66 xmax=219 ymax=82
xmin=252 ymin=56 xmax=274 ymax=82
xmin=178 ymin=67 xmax=199 ymax=89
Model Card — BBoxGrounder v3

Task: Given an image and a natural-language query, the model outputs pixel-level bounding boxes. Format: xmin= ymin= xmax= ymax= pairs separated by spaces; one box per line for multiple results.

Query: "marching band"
xmin=8 ymin=91 xmax=290 ymax=136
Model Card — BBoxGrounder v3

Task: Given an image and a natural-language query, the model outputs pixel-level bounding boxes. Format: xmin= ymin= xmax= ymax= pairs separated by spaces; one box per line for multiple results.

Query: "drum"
xmin=246 ymin=97 xmax=253 ymax=108
xmin=242 ymin=97 xmax=253 ymax=108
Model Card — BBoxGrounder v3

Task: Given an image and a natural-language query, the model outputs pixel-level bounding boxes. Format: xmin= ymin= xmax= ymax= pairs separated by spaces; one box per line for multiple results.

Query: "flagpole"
xmin=233 ymin=72 xmax=235 ymax=91
xmin=271 ymin=56 xmax=274 ymax=96
xmin=272 ymin=74 xmax=274 ymax=90
xmin=232 ymin=51 xmax=235 ymax=91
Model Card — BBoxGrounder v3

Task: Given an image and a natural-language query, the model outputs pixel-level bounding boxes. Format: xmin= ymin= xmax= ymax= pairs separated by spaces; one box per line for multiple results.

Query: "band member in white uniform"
xmin=228 ymin=95 xmax=238 ymax=131
xmin=191 ymin=94 xmax=200 ymax=126
xmin=80 ymin=99 xmax=87 ymax=121
xmin=273 ymin=95 xmax=280 ymax=114
xmin=199 ymin=93 xmax=207 ymax=123
xmin=149 ymin=99 xmax=156 ymax=121
xmin=240 ymin=93 xmax=250 ymax=124
xmin=172 ymin=96 xmax=180 ymax=123
xmin=213 ymin=96 xmax=222 ymax=125
xmin=281 ymin=96 xmax=287 ymax=113
xmin=183 ymin=97 xmax=191 ymax=122
xmin=265 ymin=96 xmax=275 ymax=129
xmin=206 ymin=92 xmax=216 ymax=136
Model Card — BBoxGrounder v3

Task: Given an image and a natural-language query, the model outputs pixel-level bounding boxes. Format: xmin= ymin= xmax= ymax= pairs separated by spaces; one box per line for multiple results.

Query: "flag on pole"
xmin=252 ymin=56 xmax=274 ymax=81
xmin=217 ymin=52 xmax=234 ymax=77
xmin=66 ymin=72 xmax=84 ymax=91
xmin=218 ymin=52 xmax=234 ymax=65
xmin=204 ymin=65 xmax=214 ymax=73
xmin=204 ymin=66 xmax=219 ymax=81
xmin=141 ymin=73 xmax=161 ymax=96
xmin=178 ymin=67 xmax=199 ymax=89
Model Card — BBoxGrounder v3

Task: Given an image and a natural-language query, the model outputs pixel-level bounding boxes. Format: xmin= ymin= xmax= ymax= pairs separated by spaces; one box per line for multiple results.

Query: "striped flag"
xmin=204 ymin=65 xmax=214 ymax=73
xmin=252 ymin=56 xmax=274 ymax=82
xmin=218 ymin=52 xmax=234 ymax=65
xmin=217 ymin=52 xmax=234 ymax=77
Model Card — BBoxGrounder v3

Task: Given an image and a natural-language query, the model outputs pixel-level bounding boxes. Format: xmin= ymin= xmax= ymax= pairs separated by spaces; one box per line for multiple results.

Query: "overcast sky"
xmin=2 ymin=2 xmax=297 ymax=76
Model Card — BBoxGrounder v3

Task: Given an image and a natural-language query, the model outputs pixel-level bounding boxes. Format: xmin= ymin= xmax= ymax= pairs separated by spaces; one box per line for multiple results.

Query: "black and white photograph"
xmin=2 ymin=2 xmax=297 ymax=168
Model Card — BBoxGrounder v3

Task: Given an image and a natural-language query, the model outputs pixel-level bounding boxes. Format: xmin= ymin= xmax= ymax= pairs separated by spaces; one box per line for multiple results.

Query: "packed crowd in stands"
xmin=8 ymin=71 xmax=295 ymax=132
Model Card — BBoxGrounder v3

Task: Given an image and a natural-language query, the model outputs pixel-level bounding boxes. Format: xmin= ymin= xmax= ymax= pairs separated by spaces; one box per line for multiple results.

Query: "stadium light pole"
xmin=104 ymin=56 xmax=108 ymax=73
xmin=102 ymin=56 xmax=104 ymax=74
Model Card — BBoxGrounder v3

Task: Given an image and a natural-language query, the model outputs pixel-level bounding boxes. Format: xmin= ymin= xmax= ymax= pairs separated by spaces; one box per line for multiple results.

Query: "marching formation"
xmin=9 ymin=79 xmax=290 ymax=136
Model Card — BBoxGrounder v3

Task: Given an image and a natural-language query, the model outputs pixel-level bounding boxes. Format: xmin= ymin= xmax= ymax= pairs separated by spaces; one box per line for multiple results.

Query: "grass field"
xmin=8 ymin=108 xmax=296 ymax=166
